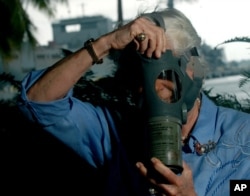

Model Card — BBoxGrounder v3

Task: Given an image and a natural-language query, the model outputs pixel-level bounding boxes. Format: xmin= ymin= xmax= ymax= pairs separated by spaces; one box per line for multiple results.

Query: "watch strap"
xmin=84 ymin=38 xmax=103 ymax=64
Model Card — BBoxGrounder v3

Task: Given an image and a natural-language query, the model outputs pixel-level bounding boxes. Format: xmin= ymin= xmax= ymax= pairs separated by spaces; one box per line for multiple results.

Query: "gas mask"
xmin=138 ymin=11 xmax=204 ymax=175
xmin=140 ymin=48 xmax=203 ymax=174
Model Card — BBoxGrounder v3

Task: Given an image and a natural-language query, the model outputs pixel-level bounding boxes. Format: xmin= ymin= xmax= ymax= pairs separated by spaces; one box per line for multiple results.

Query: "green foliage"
xmin=28 ymin=0 xmax=68 ymax=17
xmin=0 ymin=0 xmax=33 ymax=59
xmin=239 ymin=71 xmax=250 ymax=88
xmin=0 ymin=72 xmax=21 ymax=90
xmin=0 ymin=73 xmax=21 ymax=107
xmin=206 ymin=36 xmax=250 ymax=113
xmin=0 ymin=0 xmax=67 ymax=59
xmin=215 ymin=36 xmax=250 ymax=48
xmin=204 ymin=89 xmax=250 ymax=113
xmin=204 ymin=70 xmax=250 ymax=114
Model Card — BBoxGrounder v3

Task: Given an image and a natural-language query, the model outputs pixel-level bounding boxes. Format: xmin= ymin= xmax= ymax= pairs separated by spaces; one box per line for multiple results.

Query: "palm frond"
xmin=29 ymin=0 xmax=68 ymax=17
xmin=239 ymin=71 xmax=250 ymax=88
xmin=215 ymin=36 xmax=250 ymax=48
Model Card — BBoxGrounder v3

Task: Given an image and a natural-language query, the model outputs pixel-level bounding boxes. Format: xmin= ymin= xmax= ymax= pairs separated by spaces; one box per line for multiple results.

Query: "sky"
xmin=27 ymin=0 xmax=250 ymax=62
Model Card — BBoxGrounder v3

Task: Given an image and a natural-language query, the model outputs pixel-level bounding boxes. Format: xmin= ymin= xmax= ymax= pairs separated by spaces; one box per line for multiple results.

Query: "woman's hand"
xmin=136 ymin=158 xmax=197 ymax=196
xmin=105 ymin=16 xmax=170 ymax=58
xmin=27 ymin=15 xmax=170 ymax=102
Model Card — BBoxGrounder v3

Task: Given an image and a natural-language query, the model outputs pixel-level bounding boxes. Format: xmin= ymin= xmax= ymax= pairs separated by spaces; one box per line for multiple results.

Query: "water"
xmin=203 ymin=75 xmax=250 ymax=101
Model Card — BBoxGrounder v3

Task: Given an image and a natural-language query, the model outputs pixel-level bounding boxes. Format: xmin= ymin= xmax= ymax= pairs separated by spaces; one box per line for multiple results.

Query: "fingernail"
xmin=136 ymin=162 xmax=141 ymax=168
xmin=151 ymin=157 xmax=157 ymax=163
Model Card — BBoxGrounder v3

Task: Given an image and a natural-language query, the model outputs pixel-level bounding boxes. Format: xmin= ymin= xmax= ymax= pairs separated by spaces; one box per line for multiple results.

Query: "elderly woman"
xmin=18 ymin=8 xmax=250 ymax=196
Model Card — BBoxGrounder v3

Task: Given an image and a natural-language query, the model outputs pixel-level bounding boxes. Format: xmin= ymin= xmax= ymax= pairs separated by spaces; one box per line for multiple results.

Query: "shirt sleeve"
xmin=18 ymin=69 xmax=112 ymax=168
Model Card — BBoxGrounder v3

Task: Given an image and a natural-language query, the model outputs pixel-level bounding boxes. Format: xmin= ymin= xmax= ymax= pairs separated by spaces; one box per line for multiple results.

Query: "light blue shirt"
xmin=18 ymin=69 xmax=113 ymax=168
xmin=18 ymin=69 xmax=250 ymax=196
xmin=183 ymin=93 xmax=250 ymax=196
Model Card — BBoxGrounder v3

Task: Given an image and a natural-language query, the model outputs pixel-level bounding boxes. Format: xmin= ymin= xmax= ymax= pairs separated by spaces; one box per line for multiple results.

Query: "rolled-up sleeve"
xmin=18 ymin=70 xmax=112 ymax=168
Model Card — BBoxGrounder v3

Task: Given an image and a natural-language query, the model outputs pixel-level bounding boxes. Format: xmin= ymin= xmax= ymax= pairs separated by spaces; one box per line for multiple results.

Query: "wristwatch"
xmin=84 ymin=38 xmax=103 ymax=64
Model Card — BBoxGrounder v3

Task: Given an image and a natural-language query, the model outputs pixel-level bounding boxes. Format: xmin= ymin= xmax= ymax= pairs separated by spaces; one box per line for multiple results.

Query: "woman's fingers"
xmin=136 ymin=159 xmax=197 ymax=196
xmin=111 ymin=16 xmax=169 ymax=58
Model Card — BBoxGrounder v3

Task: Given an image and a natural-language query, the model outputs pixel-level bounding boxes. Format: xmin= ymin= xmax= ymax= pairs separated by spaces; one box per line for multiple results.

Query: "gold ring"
xmin=136 ymin=33 xmax=146 ymax=42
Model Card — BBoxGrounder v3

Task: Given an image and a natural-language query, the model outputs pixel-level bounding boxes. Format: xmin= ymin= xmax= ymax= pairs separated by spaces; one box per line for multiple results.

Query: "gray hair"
xmin=141 ymin=8 xmax=208 ymax=82
xmin=141 ymin=8 xmax=201 ymax=55
xmin=160 ymin=8 xmax=201 ymax=55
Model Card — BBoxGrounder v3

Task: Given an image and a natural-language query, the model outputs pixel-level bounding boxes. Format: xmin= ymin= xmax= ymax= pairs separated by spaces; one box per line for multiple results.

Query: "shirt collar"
xmin=188 ymin=92 xmax=218 ymax=152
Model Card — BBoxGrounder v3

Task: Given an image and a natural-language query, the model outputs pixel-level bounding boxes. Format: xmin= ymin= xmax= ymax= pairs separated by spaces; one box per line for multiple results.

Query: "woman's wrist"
xmin=90 ymin=36 xmax=112 ymax=64
xmin=84 ymin=38 xmax=103 ymax=64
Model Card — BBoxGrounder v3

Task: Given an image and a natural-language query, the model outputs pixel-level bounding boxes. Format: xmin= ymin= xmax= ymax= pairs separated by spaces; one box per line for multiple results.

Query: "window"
xmin=65 ymin=24 xmax=81 ymax=32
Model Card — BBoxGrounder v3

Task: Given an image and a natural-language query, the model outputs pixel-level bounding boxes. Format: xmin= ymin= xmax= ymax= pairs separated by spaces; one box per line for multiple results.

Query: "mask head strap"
xmin=190 ymin=47 xmax=199 ymax=56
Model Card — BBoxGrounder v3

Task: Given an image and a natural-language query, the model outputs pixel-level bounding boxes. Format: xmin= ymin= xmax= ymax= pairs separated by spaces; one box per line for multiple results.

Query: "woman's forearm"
xmin=27 ymin=36 xmax=111 ymax=102
xmin=27 ymin=17 xmax=168 ymax=102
